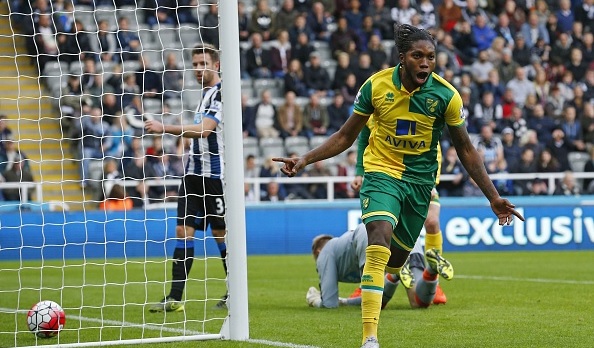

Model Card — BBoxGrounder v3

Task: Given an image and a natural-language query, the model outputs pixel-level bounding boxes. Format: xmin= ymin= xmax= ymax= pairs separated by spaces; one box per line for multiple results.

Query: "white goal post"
xmin=0 ymin=0 xmax=248 ymax=346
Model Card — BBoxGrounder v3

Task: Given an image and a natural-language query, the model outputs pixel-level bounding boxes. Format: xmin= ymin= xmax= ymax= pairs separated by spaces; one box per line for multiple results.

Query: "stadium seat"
xmin=115 ymin=7 xmax=141 ymax=29
xmin=284 ymin=136 xmax=309 ymax=155
xmin=138 ymin=26 xmax=157 ymax=50
xmin=310 ymin=135 xmax=329 ymax=149
xmin=182 ymin=88 xmax=202 ymax=110
xmin=243 ymin=137 xmax=260 ymax=158
xmin=253 ymin=79 xmax=279 ymax=97
xmin=568 ymin=152 xmax=590 ymax=172
xmin=143 ymin=98 xmax=162 ymax=114
xmin=122 ymin=60 xmax=141 ymax=73
xmin=166 ymin=98 xmax=183 ymax=115
xmin=259 ymin=137 xmax=285 ymax=159
xmin=179 ymin=26 xmax=201 ymax=49
xmin=94 ymin=6 xmax=118 ymax=31
xmin=153 ymin=24 xmax=181 ymax=49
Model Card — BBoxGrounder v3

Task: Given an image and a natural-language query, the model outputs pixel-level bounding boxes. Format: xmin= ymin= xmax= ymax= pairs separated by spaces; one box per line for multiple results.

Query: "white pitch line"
xmin=456 ymin=275 xmax=594 ymax=285
xmin=0 ymin=307 xmax=319 ymax=348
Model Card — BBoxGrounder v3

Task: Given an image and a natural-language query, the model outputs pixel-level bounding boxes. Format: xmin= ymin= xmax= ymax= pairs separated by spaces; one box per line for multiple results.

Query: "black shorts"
xmin=177 ymin=175 xmax=226 ymax=231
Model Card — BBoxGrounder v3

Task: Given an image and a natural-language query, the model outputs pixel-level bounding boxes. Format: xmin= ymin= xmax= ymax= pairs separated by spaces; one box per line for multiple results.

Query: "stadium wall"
xmin=1 ymin=196 xmax=594 ymax=260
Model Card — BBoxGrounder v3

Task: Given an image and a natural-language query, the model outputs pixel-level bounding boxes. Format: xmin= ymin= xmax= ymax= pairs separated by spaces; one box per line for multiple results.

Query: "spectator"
xmin=584 ymin=147 xmax=594 ymax=193
xmin=262 ymin=180 xmax=287 ymax=202
xmin=555 ymin=0 xmax=575 ymax=34
xmin=201 ymin=3 xmax=219 ymax=48
xmin=106 ymin=114 xmax=133 ymax=159
xmin=550 ymin=32 xmax=573 ymax=64
xmin=238 ymin=1 xmax=251 ymax=42
xmin=0 ymin=137 xmax=29 ymax=173
xmin=506 ymin=67 xmax=536 ymax=107
xmin=366 ymin=35 xmax=387 ymax=71
xmin=353 ymin=52 xmax=375 ymax=90
xmin=559 ymin=105 xmax=585 ymax=152
xmin=512 ymin=35 xmax=532 ymax=67
xmin=486 ymin=37 xmax=506 ymax=67
xmin=527 ymin=104 xmax=556 ymax=145
xmin=579 ymin=31 xmax=594 ymax=64
xmin=554 ymin=171 xmax=581 ymax=196
xmin=520 ymin=129 xmax=544 ymax=158
xmin=0 ymin=115 xmax=13 ymax=156
xmin=259 ymin=157 xmax=287 ymax=199
xmin=270 ymin=30 xmax=292 ymax=78
xmin=116 ymin=17 xmax=141 ymax=62
xmin=481 ymin=69 xmax=506 ymax=105
xmin=306 ymin=160 xmax=332 ymax=199
xmin=162 ymin=53 xmax=183 ymax=100
xmin=546 ymin=129 xmax=571 ymax=171
xmin=471 ymin=50 xmax=495 ymax=86
xmin=273 ymin=0 xmax=299 ymax=37
xmin=472 ymin=14 xmax=497 ymax=52
xmin=284 ymin=59 xmax=309 ymax=97
xmin=1 ymin=157 xmax=34 ymax=202
xmin=533 ymin=68 xmax=551 ymax=106
xmin=581 ymin=103 xmax=594 ymax=146
xmin=249 ymin=0 xmax=274 ymax=41
xmin=332 ymin=52 xmax=354 ymax=90
xmin=534 ymin=0 xmax=551 ymax=28
xmin=335 ymin=150 xmax=358 ymax=199
xmin=501 ymin=127 xmax=522 ymax=170
xmin=510 ymin=147 xmax=538 ymax=194
xmin=438 ymin=0 xmax=463 ymax=32
xmin=391 ymin=0 xmax=416 ymax=26
xmin=495 ymin=12 xmax=516 ymax=47
xmin=437 ymin=146 xmax=465 ymax=197
xmin=340 ymin=73 xmax=359 ymax=106
xmin=583 ymin=69 xmax=594 ymax=101
xmin=122 ymin=154 xmax=154 ymax=208
xmin=545 ymin=84 xmax=566 ymax=120
xmin=453 ymin=20 xmax=479 ymax=64
xmin=277 ymin=91 xmax=305 ymax=138
xmin=366 ymin=0 xmax=393 ymax=39
xmin=528 ymin=178 xmax=549 ymax=196
xmin=244 ymin=154 xmax=259 ymax=179
xmin=176 ymin=0 xmax=200 ymax=24
xmin=303 ymin=94 xmax=330 ymax=138
xmin=86 ymin=74 xmax=113 ymax=110
xmin=59 ymin=74 xmax=84 ymax=132
xmin=99 ymin=184 xmax=133 ymax=211
xmin=327 ymin=94 xmax=350 ymax=134
xmin=80 ymin=108 xmax=110 ymax=188
xmin=502 ymin=0 xmax=526 ymax=33
xmin=473 ymin=90 xmax=502 ymax=132
xmin=357 ymin=15 xmax=381 ymax=53
xmin=330 ymin=17 xmax=360 ymax=58
xmin=500 ymin=106 xmax=528 ymax=141
xmin=288 ymin=14 xmax=314 ymax=49
xmin=101 ymin=158 xmax=122 ymax=200
xmin=436 ymin=33 xmax=463 ymax=75
xmin=135 ymin=54 xmax=162 ymax=99
xmin=472 ymin=125 xmax=504 ymax=169
xmin=254 ymin=90 xmax=279 ymax=139
xmin=520 ymin=12 xmax=550 ymax=49
xmin=458 ymin=72 xmax=480 ymax=110
xmin=241 ymin=93 xmax=257 ymax=138
xmin=489 ymin=158 xmax=515 ymax=196
xmin=536 ymin=148 xmax=562 ymax=173
xmin=304 ymin=52 xmax=332 ymax=97
xmin=291 ymin=30 xmax=316 ymax=65
xmin=146 ymin=7 xmax=175 ymax=28
xmin=246 ymin=33 xmax=273 ymax=79
xmin=34 ymin=14 xmax=58 ymax=73
xmin=97 ymin=19 xmax=118 ymax=62
xmin=307 ymin=1 xmax=331 ymax=42
xmin=121 ymin=72 xmax=141 ymax=111
xmin=498 ymin=48 xmax=521 ymax=84
xmin=567 ymin=48 xmax=588 ymax=82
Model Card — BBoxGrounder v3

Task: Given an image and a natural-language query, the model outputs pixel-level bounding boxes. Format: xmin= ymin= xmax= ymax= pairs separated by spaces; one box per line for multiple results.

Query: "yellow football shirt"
xmin=353 ymin=65 xmax=465 ymax=186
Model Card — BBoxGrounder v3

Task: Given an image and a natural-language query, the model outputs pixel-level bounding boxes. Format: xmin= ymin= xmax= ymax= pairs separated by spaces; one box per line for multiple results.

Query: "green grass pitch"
xmin=1 ymin=251 xmax=593 ymax=348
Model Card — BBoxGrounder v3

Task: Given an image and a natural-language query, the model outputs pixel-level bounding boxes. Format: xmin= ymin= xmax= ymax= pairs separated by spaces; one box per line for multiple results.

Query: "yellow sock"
xmin=425 ymin=231 xmax=443 ymax=255
xmin=361 ymin=245 xmax=391 ymax=344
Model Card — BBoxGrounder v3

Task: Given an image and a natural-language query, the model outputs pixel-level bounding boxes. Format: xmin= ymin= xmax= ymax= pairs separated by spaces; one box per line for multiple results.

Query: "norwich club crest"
xmin=362 ymin=197 xmax=370 ymax=209
xmin=426 ymin=98 xmax=439 ymax=113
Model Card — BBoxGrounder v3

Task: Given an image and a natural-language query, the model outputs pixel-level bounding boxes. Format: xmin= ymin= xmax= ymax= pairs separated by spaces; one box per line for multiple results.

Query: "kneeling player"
xmin=307 ymin=223 xmax=453 ymax=309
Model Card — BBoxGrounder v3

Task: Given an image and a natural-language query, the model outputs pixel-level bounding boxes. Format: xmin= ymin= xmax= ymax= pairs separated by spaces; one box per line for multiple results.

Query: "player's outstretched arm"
xmin=145 ymin=118 xmax=218 ymax=138
xmin=274 ymin=113 xmax=369 ymax=177
xmin=448 ymin=125 xmax=525 ymax=225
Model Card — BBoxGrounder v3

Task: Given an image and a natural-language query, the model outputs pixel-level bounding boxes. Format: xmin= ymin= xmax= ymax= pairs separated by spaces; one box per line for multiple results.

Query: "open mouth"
xmin=417 ymin=72 xmax=429 ymax=81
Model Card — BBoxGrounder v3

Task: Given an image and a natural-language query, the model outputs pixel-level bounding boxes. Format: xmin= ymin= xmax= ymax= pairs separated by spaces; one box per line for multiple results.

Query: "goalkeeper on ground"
xmin=308 ymin=223 xmax=453 ymax=309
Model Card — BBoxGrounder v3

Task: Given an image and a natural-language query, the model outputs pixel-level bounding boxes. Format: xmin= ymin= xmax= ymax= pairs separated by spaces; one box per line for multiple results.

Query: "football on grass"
xmin=26 ymin=300 xmax=66 ymax=338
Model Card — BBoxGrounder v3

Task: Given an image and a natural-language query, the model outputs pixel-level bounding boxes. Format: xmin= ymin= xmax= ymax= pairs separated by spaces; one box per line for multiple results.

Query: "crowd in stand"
xmin=3 ymin=0 xmax=594 ymax=205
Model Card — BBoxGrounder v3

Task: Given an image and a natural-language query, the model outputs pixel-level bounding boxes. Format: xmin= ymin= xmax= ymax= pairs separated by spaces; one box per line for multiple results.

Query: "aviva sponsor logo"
xmin=385 ymin=92 xmax=395 ymax=102
xmin=385 ymin=135 xmax=426 ymax=149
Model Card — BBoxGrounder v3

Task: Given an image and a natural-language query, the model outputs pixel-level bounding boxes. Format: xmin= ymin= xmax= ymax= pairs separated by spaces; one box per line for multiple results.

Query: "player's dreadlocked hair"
xmin=394 ymin=24 xmax=436 ymax=54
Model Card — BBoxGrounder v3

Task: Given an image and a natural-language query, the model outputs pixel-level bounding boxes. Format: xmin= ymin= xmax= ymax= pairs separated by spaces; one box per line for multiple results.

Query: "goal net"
xmin=0 ymin=0 xmax=247 ymax=347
